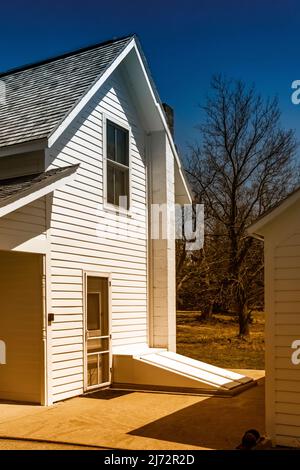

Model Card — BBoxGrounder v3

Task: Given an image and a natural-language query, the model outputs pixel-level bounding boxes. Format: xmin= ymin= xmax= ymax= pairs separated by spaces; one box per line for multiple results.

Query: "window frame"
xmin=103 ymin=113 xmax=132 ymax=215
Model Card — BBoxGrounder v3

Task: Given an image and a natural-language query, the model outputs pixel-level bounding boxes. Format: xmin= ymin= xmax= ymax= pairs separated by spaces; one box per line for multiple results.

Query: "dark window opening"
xmin=106 ymin=120 xmax=129 ymax=209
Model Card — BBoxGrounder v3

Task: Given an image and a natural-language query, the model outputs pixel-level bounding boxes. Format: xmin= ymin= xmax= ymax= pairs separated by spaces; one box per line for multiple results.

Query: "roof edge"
xmin=0 ymin=138 xmax=48 ymax=157
xmin=46 ymin=36 xmax=193 ymax=204
xmin=0 ymin=35 xmax=135 ymax=78
xmin=247 ymin=186 xmax=300 ymax=236
xmin=132 ymin=39 xmax=193 ymax=204
xmin=47 ymin=36 xmax=136 ymax=148
xmin=0 ymin=164 xmax=79 ymax=218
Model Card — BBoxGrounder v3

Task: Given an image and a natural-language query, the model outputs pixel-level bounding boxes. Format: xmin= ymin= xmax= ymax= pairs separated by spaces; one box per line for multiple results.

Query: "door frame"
xmin=83 ymin=271 xmax=112 ymax=392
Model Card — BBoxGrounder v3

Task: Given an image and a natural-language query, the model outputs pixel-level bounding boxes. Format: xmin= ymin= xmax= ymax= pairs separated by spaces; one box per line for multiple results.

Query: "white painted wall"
xmin=262 ymin=198 xmax=300 ymax=447
xmin=0 ymin=198 xmax=47 ymax=254
xmin=0 ymin=62 xmax=180 ymax=404
xmin=45 ymin=68 xmax=149 ymax=401
xmin=148 ymin=131 xmax=176 ymax=351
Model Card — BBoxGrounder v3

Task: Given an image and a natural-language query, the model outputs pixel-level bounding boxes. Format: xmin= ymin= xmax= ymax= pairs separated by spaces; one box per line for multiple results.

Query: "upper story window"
xmin=106 ymin=119 xmax=130 ymax=210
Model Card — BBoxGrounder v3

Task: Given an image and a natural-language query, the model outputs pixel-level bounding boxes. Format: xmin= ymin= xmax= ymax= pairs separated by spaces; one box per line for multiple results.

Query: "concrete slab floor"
xmin=0 ymin=439 xmax=99 ymax=450
xmin=0 ymin=371 xmax=265 ymax=450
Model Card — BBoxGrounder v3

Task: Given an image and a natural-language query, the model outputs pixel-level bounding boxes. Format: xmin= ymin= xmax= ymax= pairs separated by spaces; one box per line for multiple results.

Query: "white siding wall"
xmin=149 ymin=131 xmax=176 ymax=351
xmin=264 ymin=201 xmax=300 ymax=447
xmin=0 ymin=198 xmax=47 ymax=253
xmin=273 ymin=234 xmax=300 ymax=445
xmin=46 ymin=69 xmax=148 ymax=401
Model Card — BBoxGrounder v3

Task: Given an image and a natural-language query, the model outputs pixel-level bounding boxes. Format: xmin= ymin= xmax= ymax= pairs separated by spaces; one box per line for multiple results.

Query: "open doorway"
xmin=0 ymin=251 xmax=44 ymax=403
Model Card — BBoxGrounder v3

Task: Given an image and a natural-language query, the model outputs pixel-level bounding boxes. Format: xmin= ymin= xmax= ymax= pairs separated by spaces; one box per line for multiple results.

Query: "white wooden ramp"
xmin=112 ymin=349 xmax=255 ymax=396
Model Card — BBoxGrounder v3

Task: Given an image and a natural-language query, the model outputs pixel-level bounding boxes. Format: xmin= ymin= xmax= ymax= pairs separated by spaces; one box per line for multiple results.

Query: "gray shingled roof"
xmin=0 ymin=165 xmax=79 ymax=203
xmin=0 ymin=36 xmax=133 ymax=149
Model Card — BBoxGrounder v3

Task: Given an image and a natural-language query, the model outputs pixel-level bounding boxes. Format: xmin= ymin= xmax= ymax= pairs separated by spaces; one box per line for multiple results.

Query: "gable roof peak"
xmin=0 ymin=34 xmax=135 ymax=78
xmin=0 ymin=35 xmax=136 ymax=149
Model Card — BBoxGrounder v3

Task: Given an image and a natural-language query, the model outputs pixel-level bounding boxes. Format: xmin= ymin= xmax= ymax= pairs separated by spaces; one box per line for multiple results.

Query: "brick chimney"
xmin=162 ymin=103 xmax=174 ymax=138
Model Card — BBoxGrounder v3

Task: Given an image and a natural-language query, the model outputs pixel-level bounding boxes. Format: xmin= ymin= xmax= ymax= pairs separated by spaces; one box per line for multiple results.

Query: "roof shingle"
xmin=0 ymin=36 xmax=133 ymax=149
xmin=0 ymin=165 xmax=79 ymax=202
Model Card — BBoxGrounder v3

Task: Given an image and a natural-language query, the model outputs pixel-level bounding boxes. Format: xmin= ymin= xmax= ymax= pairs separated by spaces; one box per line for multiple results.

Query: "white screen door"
xmin=85 ymin=275 xmax=111 ymax=390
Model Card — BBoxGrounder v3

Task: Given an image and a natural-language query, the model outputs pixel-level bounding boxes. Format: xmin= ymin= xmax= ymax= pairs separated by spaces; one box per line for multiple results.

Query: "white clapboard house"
xmin=248 ymin=189 xmax=300 ymax=447
xmin=0 ymin=35 xmax=253 ymax=405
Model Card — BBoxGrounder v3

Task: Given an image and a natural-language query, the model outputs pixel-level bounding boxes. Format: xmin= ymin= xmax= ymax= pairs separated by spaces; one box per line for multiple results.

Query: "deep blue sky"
xmin=1 ymin=0 xmax=300 ymax=155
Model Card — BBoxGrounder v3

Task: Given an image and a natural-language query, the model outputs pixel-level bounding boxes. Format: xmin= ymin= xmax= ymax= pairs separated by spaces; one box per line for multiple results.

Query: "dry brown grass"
xmin=176 ymin=311 xmax=265 ymax=369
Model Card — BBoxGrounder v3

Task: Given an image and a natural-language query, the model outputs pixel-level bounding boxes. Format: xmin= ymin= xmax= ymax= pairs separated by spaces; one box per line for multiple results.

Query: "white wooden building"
xmin=0 ymin=35 xmax=253 ymax=405
xmin=249 ymin=190 xmax=300 ymax=447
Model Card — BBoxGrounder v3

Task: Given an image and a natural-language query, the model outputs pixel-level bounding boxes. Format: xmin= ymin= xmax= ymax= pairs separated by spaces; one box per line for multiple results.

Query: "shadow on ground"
xmin=81 ymin=389 xmax=133 ymax=400
xmin=128 ymin=378 xmax=265 ymax=449
xmin=0 ymin=376 xmax=265 ymax=450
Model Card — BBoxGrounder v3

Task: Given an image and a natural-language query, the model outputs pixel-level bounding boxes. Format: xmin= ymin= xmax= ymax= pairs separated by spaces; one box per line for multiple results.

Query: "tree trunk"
xmin=238 ymin=304 xmax=250 ymax=336
xmin=200 ymin=302 xmax=213 ymax=321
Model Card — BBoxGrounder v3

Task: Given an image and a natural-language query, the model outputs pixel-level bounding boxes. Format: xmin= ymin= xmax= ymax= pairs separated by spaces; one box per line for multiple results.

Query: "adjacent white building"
xmin=249 ymin=189 xmax=300 ymax=447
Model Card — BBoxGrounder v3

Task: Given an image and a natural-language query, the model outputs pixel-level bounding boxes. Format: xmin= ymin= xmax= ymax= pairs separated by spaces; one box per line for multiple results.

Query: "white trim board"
xmin=248 ymin=187 xmax=300 ymax=236
xmin=48 ymin=40 xmax=136 ymax=148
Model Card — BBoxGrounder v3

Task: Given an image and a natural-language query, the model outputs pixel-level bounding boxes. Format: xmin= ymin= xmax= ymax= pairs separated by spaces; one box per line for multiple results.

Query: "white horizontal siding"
xmin=0 ymin=198 xmax=47 ymax=252
xmin=273 ymin=234 xmax=300 ymax=440
xmin=47 ymin=69 xmax=148 ymax=401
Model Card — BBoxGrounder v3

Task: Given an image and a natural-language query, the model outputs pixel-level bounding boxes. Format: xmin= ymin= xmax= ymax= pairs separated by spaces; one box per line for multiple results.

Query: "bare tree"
xmin=186 ymin=75 xmax=298 ymax=335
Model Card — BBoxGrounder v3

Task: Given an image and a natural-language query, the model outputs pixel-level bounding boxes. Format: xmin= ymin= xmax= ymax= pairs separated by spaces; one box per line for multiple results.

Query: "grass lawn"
xmin=176 ymin=311 xmax=265 ymax=370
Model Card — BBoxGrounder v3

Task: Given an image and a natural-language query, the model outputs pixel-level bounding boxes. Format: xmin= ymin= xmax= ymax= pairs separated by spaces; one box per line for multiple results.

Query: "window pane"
xmin=87 ymin=276 xmax=102 ymax=292
xmin=87 ymin=293 xmax=100 ymax=331
xmin=107 ymin=122 xmax=115 ymax=161
xmin=107 ymin=162 xmax=115 ymax=205
xmin=106 ymin=120 xmax=130 ymax=209
xmin=115 ymin=167 xmax=129 ymax=209
xmin=87 ymin=276 xmax=109 ymax=336
xmin=116 ymin=127 xmax=129 ymax=165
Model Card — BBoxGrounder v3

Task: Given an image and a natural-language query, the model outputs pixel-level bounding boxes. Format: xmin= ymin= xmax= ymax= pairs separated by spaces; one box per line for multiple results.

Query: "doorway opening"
xmin=84 ymin=274 xmax=111 ymax=391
